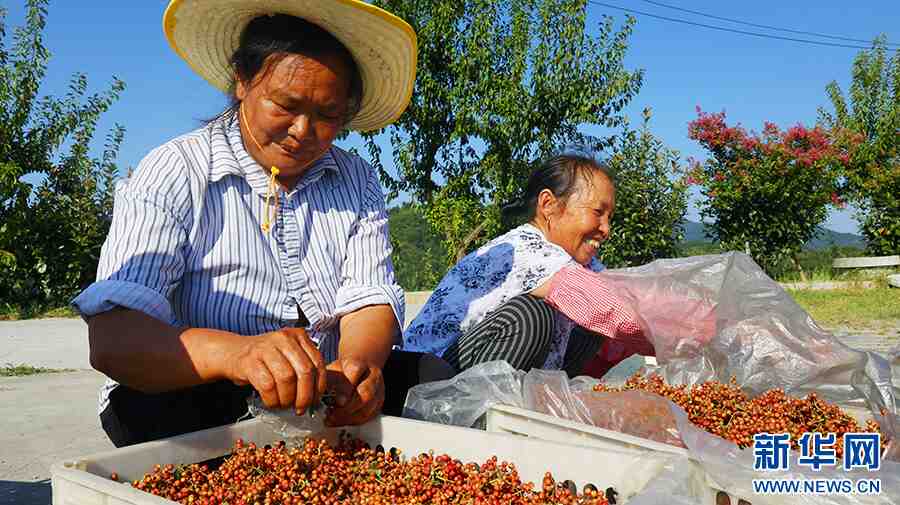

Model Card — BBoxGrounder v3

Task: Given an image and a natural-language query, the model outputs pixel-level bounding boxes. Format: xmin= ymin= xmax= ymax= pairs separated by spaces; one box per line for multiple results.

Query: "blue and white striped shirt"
xmin=73 ymin=114 xmax=405 ymax=413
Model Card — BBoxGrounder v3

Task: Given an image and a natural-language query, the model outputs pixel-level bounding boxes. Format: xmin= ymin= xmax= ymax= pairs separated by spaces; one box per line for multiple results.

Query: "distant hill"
xmin=681 ymin=220 xmax=864 ymax=250
xmin=683 ymin=220 xmax=709 ymax=243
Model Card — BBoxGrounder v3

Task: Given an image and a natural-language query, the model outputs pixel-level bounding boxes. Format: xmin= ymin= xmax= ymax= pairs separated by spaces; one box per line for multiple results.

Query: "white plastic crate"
xmin=486 ymin=403 xmax=688 ymax=457
xmin=51 ymin=415 xmax=714 ymax=505
xmin=485 ymin=404 xmax=757 ymax=503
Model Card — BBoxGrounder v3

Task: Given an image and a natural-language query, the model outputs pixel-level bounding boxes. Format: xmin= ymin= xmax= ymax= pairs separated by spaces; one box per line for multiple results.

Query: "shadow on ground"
xmin=0 ymin=479 xmax=50 ymax=505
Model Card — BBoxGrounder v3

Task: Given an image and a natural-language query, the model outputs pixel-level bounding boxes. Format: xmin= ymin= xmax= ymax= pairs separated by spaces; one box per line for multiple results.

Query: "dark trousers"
xmin=441 ymin=294 xmax=603 ymax=377
xmin=100 ymin=350 xmax=429 ymax=447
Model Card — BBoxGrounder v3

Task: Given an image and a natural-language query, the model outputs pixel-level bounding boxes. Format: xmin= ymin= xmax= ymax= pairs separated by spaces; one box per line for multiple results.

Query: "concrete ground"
xmin=0 ymin=370 xmax=112 ymax=505
xmin=0 ymin=317 xmax=110 ymax=505
xmin=0 ymin=318 xmax=93 ymax=370
xmin=1 ymin=310 xmax=897 ymax=505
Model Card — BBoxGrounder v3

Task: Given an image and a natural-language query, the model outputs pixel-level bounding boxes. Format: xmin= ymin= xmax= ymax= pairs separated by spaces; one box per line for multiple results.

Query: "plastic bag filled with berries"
xmin=523 ymin=368 xmax=687 ymax=448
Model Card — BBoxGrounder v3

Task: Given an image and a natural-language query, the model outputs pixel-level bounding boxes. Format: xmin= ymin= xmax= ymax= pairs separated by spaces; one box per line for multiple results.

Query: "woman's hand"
xmin=224 ymin=327 xmax=327 ymax=414
xmin=323 ymin=357 xmax=385 ymax=426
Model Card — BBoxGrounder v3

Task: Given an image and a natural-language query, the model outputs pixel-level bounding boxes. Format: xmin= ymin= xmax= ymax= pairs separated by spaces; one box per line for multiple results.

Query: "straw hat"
xmin=163 ymin=0 xmax=417 ymax=131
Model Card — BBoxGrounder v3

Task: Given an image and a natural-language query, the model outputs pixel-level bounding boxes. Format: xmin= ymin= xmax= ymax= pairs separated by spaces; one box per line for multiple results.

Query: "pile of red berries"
xmin=594 ymin=373 xmax=888 ymax=456
xmin=129 ymin=435 xmax=613 ymax=505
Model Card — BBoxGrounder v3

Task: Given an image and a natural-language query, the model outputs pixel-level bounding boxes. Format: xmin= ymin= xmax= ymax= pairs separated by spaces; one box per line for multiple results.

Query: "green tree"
xmin=819 ymin=37 xmax=900 ymax=255
xmin=363 ymin=0 xmax=642 ymax=263
xmin=687 ymin=109 xmax=857 ymax=276
xmin=387 ymin=204 xmax=449 ymax=291
xmin=0 ymin=0 xmax=125 ymax=308
xmin=600 ymin=107 xmax=687 ymax=267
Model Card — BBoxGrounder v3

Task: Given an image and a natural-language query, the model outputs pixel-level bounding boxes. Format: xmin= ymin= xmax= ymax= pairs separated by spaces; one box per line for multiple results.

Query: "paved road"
xmin=0 ymin=371 xmax=112 ymax=505
xmin=0 ymin=318 xmax=106 ymax=505
xmin=0 ymin=318 xmax=91 ymax=370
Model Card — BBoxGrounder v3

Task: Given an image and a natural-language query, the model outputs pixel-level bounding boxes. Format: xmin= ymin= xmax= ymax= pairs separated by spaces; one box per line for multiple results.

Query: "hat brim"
xmin=163 ymin=0 xmax=417 ymax=132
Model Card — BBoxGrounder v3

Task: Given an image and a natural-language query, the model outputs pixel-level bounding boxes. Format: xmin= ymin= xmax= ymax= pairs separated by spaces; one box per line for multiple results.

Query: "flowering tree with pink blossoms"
xmin=686 ymin=108 xmax=859 ymax=276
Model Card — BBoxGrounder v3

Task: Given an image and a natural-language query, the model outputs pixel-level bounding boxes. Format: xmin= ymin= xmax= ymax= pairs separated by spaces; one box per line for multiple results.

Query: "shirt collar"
xmin=521 ymin=223 xmax=606 ymax=271
xmin=208 ymin=114 xmax=339 ymax=197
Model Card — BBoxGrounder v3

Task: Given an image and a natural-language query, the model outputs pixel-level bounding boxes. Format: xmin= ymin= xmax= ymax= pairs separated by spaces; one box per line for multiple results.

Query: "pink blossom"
xmin=741 ymin=137 xmax=759 ymax=151
xmin=830 ymin=192 xmax=846 ymax=209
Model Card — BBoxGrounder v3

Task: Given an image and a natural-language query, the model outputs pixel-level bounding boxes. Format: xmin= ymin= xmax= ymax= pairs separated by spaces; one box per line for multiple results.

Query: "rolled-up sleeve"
xmin=72 ymin=145 xmax=191 ymax=325
xmin=544 ymin=264 xmax=655 ymax=356
xmin=334 ymin=165 xmax=405 ymax=331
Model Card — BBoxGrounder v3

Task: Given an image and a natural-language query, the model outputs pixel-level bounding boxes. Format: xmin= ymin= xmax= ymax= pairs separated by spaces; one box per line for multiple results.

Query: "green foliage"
xmin=387 ymin=204 xmax=449 ymax=290
xmin=0 ymin=301 xmax=78 ymax=320
xmin=687 ymin=109 xmax=854 ymax=275
xmin=599 ymin=108 xmax=687 ymax=267
xmin=820 ymin=37 xmax=900 ymax=255
xmin=769 ymin=245 xmax=867 ymax=282
xmin=676 ymin=240 xmax=720 ymax=258
xmin=363 ymin=0 xmax=642 ymax=263
xmin=0 ymin=0 xmax=125 ymax=307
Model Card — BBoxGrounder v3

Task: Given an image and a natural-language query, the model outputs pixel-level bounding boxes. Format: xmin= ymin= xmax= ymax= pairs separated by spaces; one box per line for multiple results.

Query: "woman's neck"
xmin=529 ymin=218 xmax=551 ymax=240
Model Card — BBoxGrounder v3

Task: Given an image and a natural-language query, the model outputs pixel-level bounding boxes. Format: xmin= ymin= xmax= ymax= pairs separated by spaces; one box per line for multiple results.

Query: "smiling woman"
xmin=69 ymin=0 xmax=435 ymax=448
xmin=403 ymin=153 xmax=655 ymax=378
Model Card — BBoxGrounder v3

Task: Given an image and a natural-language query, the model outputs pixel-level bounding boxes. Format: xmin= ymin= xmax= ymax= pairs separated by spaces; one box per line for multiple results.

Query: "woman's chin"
xmin=575 ymin=252 xmax=595 ymax=265
xmin=274 ymin=145 xmax=319 ymax=169
xmin=272 ymin=154 xmax=316 ymax=175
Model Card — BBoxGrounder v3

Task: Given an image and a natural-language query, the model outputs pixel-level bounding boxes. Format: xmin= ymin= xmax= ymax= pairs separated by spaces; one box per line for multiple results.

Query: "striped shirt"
xmin=73 ymin=114 xmax=404 ymax=413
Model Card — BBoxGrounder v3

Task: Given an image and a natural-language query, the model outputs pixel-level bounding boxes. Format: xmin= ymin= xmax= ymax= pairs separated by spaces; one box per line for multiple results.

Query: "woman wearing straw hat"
xmin=72 ymin=0 xmax=438 ymax=447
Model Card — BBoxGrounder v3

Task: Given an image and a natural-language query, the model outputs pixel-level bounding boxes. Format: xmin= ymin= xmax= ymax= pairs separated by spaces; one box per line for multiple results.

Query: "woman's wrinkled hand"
xmin=224 ymin=327 xmax=327 ymax=414
xmin=323 ymin=357 xmax=385 ymax=427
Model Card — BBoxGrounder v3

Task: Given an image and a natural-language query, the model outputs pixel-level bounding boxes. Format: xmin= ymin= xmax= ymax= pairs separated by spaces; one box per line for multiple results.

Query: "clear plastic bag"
xmin=623 ymin=457 xmax=717 ymax=505
xmin=402 ymin=360 xmax=526 ymax=428
xmin=247 ymin=392 xmax=326 ymax=438
xmin=524 ymin=369 xmax=686 ymax=448
xmin=598 ymin=253 xmax=894 ymax=413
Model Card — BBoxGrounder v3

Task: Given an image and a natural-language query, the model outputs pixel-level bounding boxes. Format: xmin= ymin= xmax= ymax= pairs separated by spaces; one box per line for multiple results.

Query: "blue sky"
xmin=6 ymin=1 xmax=899 ymax=233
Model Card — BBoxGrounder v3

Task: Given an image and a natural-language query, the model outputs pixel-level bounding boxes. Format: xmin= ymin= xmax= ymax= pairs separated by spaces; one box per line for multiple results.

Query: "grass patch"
xmin=0 ymin=363 xmax=73 ymax=377
xmin=787 ymin=285 xmax=900 ymax=330
xmin=0 ymin=303 xmax=79 ymax=321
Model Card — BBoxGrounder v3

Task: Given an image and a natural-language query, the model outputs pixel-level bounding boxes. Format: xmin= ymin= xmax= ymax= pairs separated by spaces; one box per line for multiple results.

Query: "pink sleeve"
xmin=544 ymin=264 xmax=655 ymax=356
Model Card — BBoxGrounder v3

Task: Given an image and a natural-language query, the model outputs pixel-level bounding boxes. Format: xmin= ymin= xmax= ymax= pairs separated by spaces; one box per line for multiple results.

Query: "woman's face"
xmin=236 ymin=51 xmax=352 ymax=186
xmin=544 ymin=171 xmax=615 ymax=266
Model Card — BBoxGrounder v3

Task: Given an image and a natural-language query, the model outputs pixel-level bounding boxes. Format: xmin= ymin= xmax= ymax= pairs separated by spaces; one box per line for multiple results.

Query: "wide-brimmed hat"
xmin=163 ymin=0 xmax=417 ymax=131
